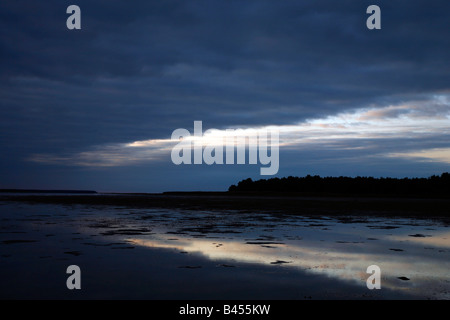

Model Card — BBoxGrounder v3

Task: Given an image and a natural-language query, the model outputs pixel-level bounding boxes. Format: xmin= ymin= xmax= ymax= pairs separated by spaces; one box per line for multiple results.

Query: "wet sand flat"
xmin=0 ymin=196 xmax=449 ymax=299
xmin=2 ymin=193 xmax=450 ymax=218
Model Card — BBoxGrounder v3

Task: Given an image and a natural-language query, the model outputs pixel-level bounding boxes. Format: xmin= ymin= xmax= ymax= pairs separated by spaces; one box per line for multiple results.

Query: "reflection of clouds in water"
xmin=127 ymin=229 xmax=450 ymax=299
xmin=3 ymin=202 xmax=448 ymax=299
xmin=387 ymin=230 xmax=450 ymax=249
xmin=69 ymin=206 xmax=449 ymax=299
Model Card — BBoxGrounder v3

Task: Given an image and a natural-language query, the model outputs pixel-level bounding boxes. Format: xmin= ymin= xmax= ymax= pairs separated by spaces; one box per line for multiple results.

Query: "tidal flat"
xmin=0 ymin=195 xmax=449 ymax=299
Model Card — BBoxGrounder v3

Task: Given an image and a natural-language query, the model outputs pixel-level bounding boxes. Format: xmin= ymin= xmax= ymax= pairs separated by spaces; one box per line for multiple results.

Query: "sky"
xmin=0 ymin=0 xmax=449 ymax=192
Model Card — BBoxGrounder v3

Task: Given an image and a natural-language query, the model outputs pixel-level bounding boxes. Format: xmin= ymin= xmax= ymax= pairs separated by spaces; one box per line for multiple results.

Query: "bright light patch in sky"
xmin=29 ymin=95 xmax=450 ymax=168
xmin=387 ymin=148 xmax=450 ymax=164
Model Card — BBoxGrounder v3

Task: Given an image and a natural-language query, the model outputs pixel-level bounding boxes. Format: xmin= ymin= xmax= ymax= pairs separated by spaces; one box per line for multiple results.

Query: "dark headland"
xmin=1 ymin=174 xmax=450 ymax=219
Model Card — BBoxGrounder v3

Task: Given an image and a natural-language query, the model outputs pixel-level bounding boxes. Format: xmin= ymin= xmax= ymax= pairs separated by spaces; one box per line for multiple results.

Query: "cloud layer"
xmin=1 ymin=1 xmax=449 ymax=190
xmin=29 ymin=95 xmax=450 ymax=168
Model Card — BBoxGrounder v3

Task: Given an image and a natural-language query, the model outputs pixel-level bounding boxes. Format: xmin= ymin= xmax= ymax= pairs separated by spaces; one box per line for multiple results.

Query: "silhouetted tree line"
xmin=228 ymin=173 xmax=450 ymax=197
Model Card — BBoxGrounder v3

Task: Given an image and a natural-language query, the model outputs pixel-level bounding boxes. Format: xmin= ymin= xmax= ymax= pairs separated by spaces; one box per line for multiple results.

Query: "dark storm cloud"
xmin=2 ymin=1 xmax=449 ymax=109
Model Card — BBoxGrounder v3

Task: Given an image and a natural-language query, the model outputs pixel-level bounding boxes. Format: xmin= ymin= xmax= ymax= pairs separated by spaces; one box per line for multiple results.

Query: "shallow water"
xmin=0 ymin=201 xmax=449 ymax=299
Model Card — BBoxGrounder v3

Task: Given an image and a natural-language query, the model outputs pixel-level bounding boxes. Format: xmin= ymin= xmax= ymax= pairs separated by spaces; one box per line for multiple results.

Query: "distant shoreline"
xmin=162 ymin=190 xmax=450 ymax=199
xmin=0 ymin=189 xmax=97 ymax=194
xmin=1 ymin=192 xmax=450 ymax=220
xmin=1 ymin=189 xmax=450 ymax=199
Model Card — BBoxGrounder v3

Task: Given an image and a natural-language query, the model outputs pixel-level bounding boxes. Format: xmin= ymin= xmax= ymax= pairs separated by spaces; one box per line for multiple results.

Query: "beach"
xmin=1 ymin=194 xmax=449 ymax=299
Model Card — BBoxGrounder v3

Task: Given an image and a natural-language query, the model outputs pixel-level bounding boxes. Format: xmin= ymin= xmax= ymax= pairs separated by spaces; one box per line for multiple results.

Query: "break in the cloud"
xmin=29 ymin=94 xmax=450 ymax=167
xmin=388 ymin=148 xmax=450 ymax=164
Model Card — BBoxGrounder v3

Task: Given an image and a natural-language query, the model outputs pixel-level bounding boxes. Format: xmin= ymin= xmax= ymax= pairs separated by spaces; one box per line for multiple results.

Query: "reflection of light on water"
xmin=128 ymin=237 xmax=290 ymax=265
xmin=127 ymin=233 xmax=450 ymax=299
xmin=71 ymin=206 xmax=449 ymax=299
xmin=387 ymin=230 xmax=450 ymax=248
xmin=4 ymin=202 xmax=449 ymax=299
